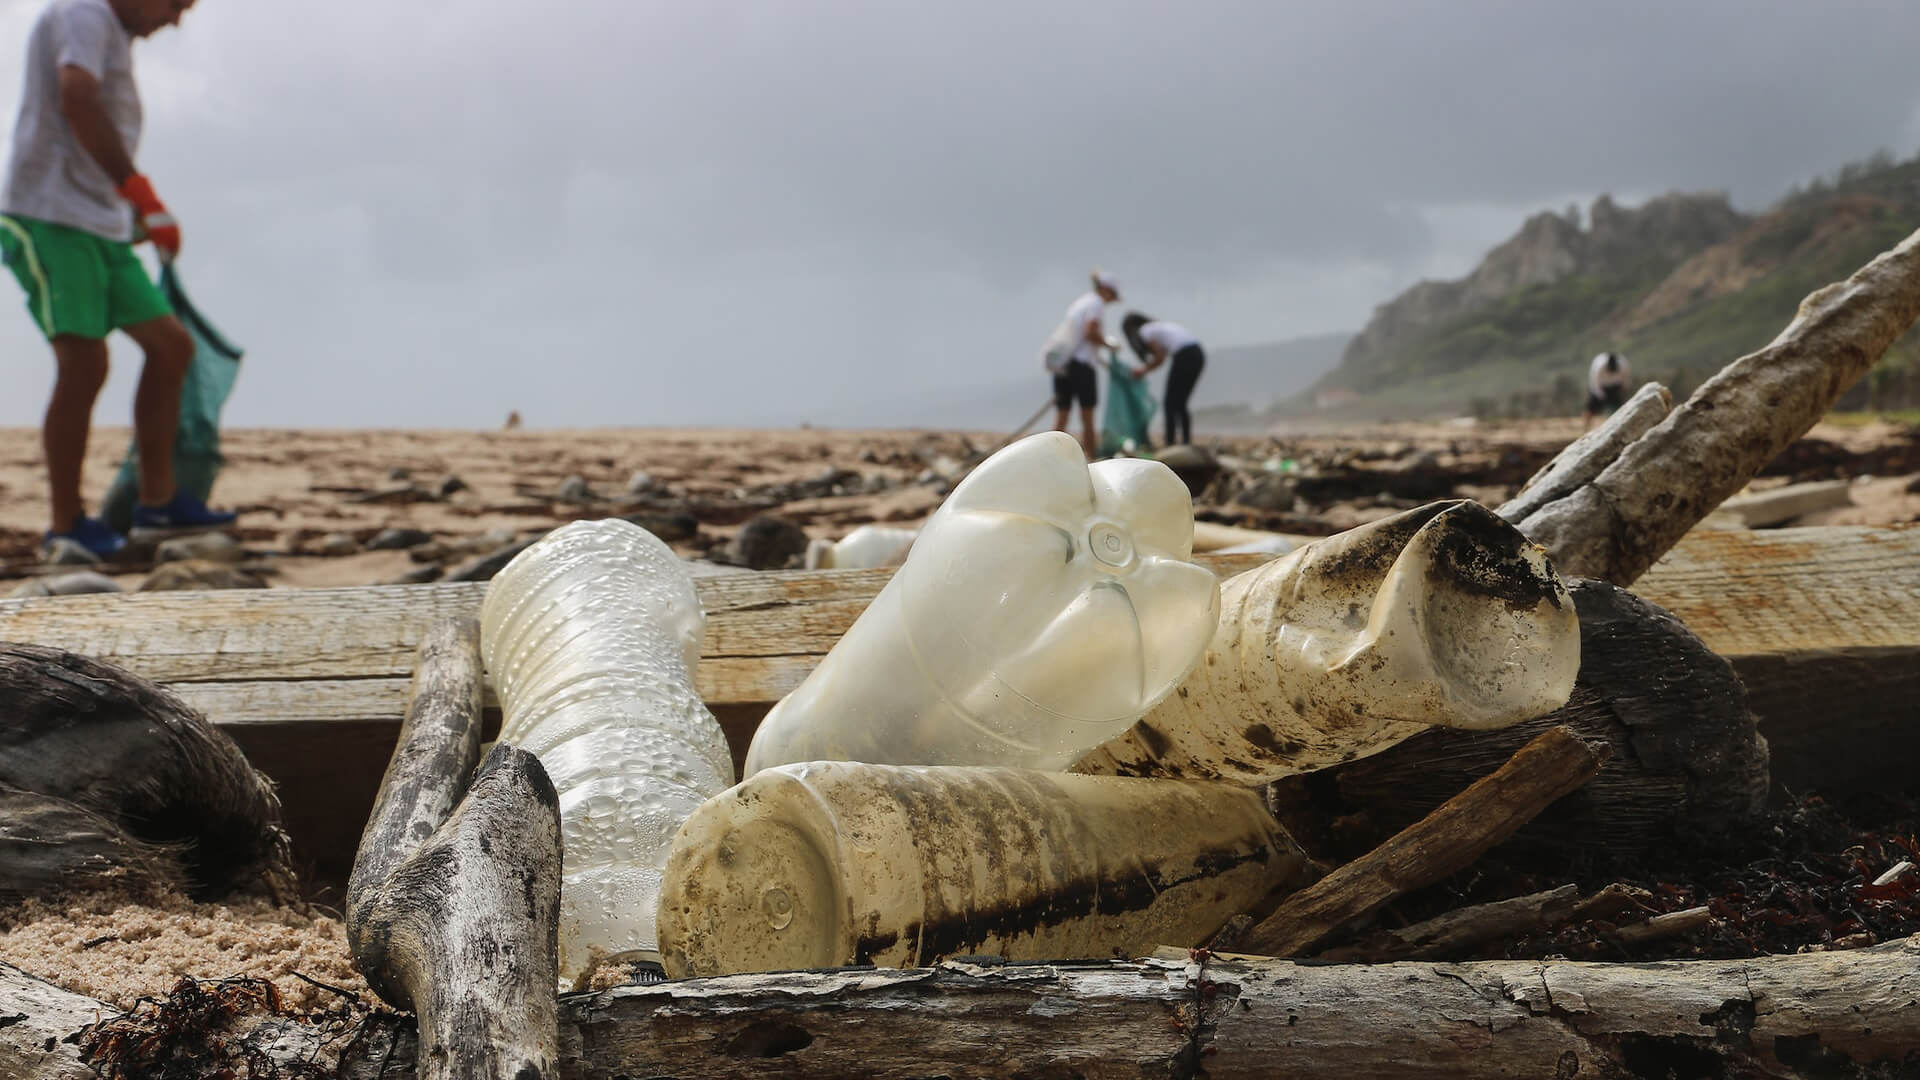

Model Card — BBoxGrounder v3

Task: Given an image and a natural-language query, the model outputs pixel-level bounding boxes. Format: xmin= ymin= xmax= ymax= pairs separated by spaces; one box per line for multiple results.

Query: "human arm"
xmin=57 ymin=65 xmax=134 ymax=184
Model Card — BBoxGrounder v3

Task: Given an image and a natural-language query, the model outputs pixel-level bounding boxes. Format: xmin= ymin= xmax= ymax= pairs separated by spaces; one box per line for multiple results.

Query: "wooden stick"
xmin=1498 ymin=382 xmax=1671 ymax=524
xmin=1313 ymin=884 xmax=1582 ymax=963
xmin=1515 ymin=225 xmax=1920 ymax=584
xmin=14 ymin=939 xmax=1920 ymax=1079
xmin=1242 ymin=726 xmax=1607 ymax=958
xmin=344 ymin=618 xmax=562 ymax=1080
xmin=1609 ymin=906 xmax=1712 ymax=948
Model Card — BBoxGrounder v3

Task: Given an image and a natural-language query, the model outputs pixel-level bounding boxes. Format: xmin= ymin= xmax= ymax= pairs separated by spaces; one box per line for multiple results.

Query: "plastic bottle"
xmin=744 ymin=431 xmax=1220 ymax=774
xmin=803 ymin=524 xmax=920 ymax=570
xmin=478 ymin=518 xmax=734 ymax=987
xmin=655 ymin=760 xmax=1307 ymax=977
xmin=1074 ymin=499 xmax=1581 ymax=783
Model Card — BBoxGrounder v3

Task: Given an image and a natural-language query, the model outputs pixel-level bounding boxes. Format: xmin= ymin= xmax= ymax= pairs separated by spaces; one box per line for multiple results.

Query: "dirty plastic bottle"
xmin=479 ymin=518 xmax=734 ymax=987
xmin=803 ymin=524 xmax=920 ymax=570
xmin=1074 ymin=499 xmax=1581 ymax=784
xmin=744 ymin=431 xmax=1220 ymax=774
xmin=656 ymin=760 xmax=1308 ymax=977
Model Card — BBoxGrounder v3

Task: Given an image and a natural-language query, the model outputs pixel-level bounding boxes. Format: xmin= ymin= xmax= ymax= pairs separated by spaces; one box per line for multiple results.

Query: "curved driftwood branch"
xmin=1514 ymin=225 xmax=1920 ymax=584
xmin=345 ymin=618 xmax=563 ymax=1080
xmin=12 ymin=942 xmax=1918 ymax=1079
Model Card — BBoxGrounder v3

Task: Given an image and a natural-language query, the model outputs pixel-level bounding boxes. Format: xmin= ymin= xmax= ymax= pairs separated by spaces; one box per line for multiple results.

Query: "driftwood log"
xmin=1269 ymin=578 xmax=1770 ymax=864
xmin=0 ymin=642 xmax=293 ymax=902
xmin=1244 ymin=726 xmax=1606 ymax=957
xmin=344 ymin=618 xmax=562 ymax=1080
xmin=1508 ymin=225 xmax=1920 ymax=584
xmin=9 ymin=942 xmax=1918 ymax=1078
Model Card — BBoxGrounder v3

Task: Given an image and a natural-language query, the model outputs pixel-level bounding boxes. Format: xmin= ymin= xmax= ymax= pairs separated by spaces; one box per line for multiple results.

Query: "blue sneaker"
xmin=44 ymin=515 xmax=128 ymax=561
xmin=129 ymin=492 xmax=238 ymax=543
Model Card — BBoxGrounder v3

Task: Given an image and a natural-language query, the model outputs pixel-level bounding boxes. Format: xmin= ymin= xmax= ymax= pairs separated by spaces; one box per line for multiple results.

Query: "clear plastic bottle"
xmin=744 ymin=431 xmax=1220 ymax=774
xmin=479 ymin=518 xmax=734 ymax=987
xmin=803 ymin=524 xmax=920 ymax=570
xmin=656 ymin=760 xmax=1307 ymax=977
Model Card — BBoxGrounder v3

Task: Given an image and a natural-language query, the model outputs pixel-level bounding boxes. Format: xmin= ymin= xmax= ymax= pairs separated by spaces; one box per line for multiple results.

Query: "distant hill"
xmin=1310 ymin=150 xmax=1920 ymax=418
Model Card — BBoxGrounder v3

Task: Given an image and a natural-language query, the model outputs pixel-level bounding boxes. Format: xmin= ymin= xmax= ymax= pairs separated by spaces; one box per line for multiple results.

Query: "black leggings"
xmin=1163 ymin=345 xmax=1205 ymax=446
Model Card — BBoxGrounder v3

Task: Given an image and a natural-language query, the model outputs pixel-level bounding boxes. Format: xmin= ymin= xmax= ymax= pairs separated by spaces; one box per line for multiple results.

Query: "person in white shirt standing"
xmin=1039 ymin=269 xmax=1120 ymax=458
xmin=1120 ymin=312 xmax=1206 ymax=447
xmin=1584 ymin=351 xmax=1631 ymax=429
xmin=0 ymin=0 xmax=235 ymax=560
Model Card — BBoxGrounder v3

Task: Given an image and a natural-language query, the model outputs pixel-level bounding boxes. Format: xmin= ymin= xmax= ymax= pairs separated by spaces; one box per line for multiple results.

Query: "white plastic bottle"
xmin=479 ymin=518 xmax=734 ymax=987
xmin=803 ymin=524 xmax=920 ymax=570
xmin=744 ymin=431 xmax=1220 ymax=774
xmin=656 ymin=760 xmax=1308 ymax=977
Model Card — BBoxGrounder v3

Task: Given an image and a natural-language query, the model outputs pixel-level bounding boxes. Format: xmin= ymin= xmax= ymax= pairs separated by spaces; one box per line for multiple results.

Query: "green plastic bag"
xmin=1098 ymin=350 xmax=1157 ymax=458
xmin=101 ymin=265 xmax=243 ymax=532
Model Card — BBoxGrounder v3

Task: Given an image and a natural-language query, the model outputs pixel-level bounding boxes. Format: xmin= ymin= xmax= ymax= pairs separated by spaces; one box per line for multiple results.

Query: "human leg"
xmin=43 ymin=335 xmax=109 ymax=533
xmin=119 ymin=313 xmax=192 ymax=506
xmin=1164 ymin=347 xmax=1204 ymax=445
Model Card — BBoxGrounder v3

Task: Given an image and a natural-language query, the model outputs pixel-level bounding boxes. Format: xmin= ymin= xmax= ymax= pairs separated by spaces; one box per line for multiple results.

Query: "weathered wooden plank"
xmin=13 ymin=941 xmax=1920 ymax=1078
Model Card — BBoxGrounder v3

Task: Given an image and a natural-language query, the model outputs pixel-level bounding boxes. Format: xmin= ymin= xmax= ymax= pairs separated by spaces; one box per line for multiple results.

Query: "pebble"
xmin=41 ymin=538 xmax=100 ymax=566
xmin=366 ymin=527 xmax=434 ymax=551
xmin=9 ymin=571 xmax=122 ymax=598
xmin=139 ymin=560 xmax=268 ymax=592
xmin=316 ymin=532 xmax=361 ymax=557
xmin=727 ymin=515 xmax=809 ymax=570
xmin=154 ymin=532 xmax=243 ymax=565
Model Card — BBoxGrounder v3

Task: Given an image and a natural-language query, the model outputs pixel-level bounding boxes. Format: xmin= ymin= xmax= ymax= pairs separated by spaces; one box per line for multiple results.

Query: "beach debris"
xmin=7 ymin=570 xmax=121 ymax=598
xmin=315 ymin=531 xmax=361 ymax=557
xmin=803 ymin=523 xmax=918 ymax=569
xmin=153 ymin=531 xmax=242 ymax=564
xmin=1076 ymin=500 xmax=1579 ymax=784
xmin=138 ymin=560 xmax=267 ymax=592
xmin=1717 ymin=478 xmax=1854 ymax=527
xmin=388 ymin=564 xmax=444 ymax=585
xmin=557 ymin=474 xmax=596 ymax=502
xmin=40 ymin=537 xmax=99 ymax=566
xmin=725 ymin=514 xmax=809 ymax=570
xmin=437 ymin=473 xmax=469 ymax=498
xmin=346 ymin=618 xmax=561 ymax=1080
xmin=625 ymin=469 xmax=658 ymax=496
xmin=618 ymin=510 xmax=698 ymax=543
xmin=746 ymin=431 xmax=1218 ymax=773
xmin=1154 ymin=443 xmax=1221 ymax=497
xmin=444 ymin=538 xmax=538 ymax=583
xmin=0 ymin=642 xmax=294 ymax=903
xmin=480 ymin=519 xmax=733 ymax=987
xmin=367 ymin=526 xmax=434 ymax=550
xmin=386 ymin=466 xmax=411 ymax=481
xmin=658 ymin=761 xmax=1307 ymax=977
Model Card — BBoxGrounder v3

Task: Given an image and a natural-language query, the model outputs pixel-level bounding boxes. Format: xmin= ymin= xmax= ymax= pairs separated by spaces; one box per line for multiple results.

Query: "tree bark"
xmin=344 ymin=618 xmax=563 ymax=1080
xmin=1242 ymin=727 xmax=1606 ymax=958
xmin=1513 ymin=225 xmax=1920 ymax=584
xmin=11 ymin=941 xmax=1918 ymax=1079
xmin=0 ymin=642 xmax=293 ymax=901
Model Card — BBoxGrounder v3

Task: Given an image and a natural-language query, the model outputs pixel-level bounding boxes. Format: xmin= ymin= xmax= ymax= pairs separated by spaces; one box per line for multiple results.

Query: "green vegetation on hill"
xmin=1314 ymin=150 xmax=1920 ymax=418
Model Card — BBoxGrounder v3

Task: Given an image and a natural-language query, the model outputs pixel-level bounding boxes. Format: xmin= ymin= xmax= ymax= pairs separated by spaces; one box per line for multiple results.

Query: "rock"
xmin=1237 ymin=473 xmax=1299 ymax=513
xmin=9 ymin=571 xmax=122 ymax=598
xmin=444 ymin=539 xmax=537 ymax=583
xmin=1905 ymin=474 xmax=1920 ymax=495
xmin=437 ymin=475 xmax=469 ymax=498
xmin=858 ymin=448 xmax=880 ymax=465
xmin=41 ymin=538 xmax=100 ymax=566
xmin=1719 ymin=479 xmax=1854 ymax=528
xmin=153 ymin=532 xmax=244 ymax=564
xmin=316 ymin=532 xmax=361 ymax=557
xmin=1155 ymin=444 xmax=1221 ymax=498
xmin=386 ymin=466 xmax=411 ymax=481
xmin=626 ymin=470 xmax=658 ymax=495
xmin=388 ymin=564 xmax=444 ymax=585
xmin=727 ymin=515 xmax=810 ymax=571
xmin=620 ymin=511 xmax=700 ymax=544
xmin=366 ymin=527 xmax=434 ymax=551
xmin=139 ymin=560 xmax=268 ymax=592
xmin=557 ymin=474 xmax=595 ymax=501
xmin=865 ymin=473 xmax=893 ymax=494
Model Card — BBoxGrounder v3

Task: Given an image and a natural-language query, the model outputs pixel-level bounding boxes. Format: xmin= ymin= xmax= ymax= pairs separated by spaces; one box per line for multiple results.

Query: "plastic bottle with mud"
xmin=655 ymin=760 xmax=1308 ymax=977
xmin=803 ymin=524 xmax=920 ymax=570
xmin=1073 ymin=499 xmax=1582 ymax=783
xmin=479 ymin=518 xmax=734 ymax=987
xmin=744 ymin=431 xmax=1221 ymax=774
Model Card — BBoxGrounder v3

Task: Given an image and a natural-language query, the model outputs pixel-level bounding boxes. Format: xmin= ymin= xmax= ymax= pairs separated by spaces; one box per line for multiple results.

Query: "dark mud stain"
xmin=1135 ymin=723 xmax=1172 ymax=757
xmin=1304 ymin=502 xmax=1455 ymax=582
xmin=1422 ymin=501 xmax=1564 ymax=613
xmin=1242 ymin=723 xmax=1305 ymax=759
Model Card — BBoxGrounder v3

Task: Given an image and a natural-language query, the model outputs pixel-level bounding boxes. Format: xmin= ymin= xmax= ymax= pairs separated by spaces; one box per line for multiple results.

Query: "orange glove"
xmin=117 ymin=174 xmax=179 ymax=260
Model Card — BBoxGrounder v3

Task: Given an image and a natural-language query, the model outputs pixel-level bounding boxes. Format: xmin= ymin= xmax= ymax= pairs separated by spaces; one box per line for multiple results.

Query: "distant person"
xmin=1040 ymin=269 xmax=1120 ymax=457
xmin=1 ymin=0 xmax=234 ymax=558
xmin=1584 ymin=351 xmax=1631 ymax=429
xmin=1120 ymin=312 xmax=1207 ymax=447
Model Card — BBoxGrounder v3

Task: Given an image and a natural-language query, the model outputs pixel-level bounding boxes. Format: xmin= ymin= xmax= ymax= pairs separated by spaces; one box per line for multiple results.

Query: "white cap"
xmin=1092 ymin=269 xmax=1120 ymax=295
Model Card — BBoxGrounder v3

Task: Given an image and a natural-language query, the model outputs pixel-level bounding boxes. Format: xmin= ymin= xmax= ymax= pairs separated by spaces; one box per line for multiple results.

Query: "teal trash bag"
xmin=101 ymin=265 xmax=243 ymax=533
xmin=1098 ymin=350 xmax=1157 ymax=458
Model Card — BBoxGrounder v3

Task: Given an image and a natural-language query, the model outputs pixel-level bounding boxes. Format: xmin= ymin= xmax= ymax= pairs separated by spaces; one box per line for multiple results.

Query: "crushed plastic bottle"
xmin=479 ymin=518 xmax=734 ymax=987
xmin=1075 ymin=499 xmax=1581 ymax=783
xmin=744 ymin=431 xmax=1220 ymax=774
xmin=656 ymin=760 xmax=1308 ymax=977
xmin=803 ymin=524 xmax=920 ymax=570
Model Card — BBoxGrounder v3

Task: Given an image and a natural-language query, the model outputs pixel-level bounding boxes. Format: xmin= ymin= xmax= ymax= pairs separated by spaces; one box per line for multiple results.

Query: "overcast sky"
xmin=2 ymin=0 xmax=1919 ymax=430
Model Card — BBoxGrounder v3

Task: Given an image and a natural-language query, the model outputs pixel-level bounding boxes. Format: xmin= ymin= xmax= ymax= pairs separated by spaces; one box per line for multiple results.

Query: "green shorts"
xmin=0 ymin=214 xmax=171 ymax=340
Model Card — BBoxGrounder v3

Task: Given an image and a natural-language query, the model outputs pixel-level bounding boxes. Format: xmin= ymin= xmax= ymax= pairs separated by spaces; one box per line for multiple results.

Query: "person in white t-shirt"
xmin=1584 ymin=351 xmax=1631 ymax=429
xmin=1039 ymin=269 xmax=1119 ymax=457
xmin=1120 ymin=312 xmax=1206 ymax=447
